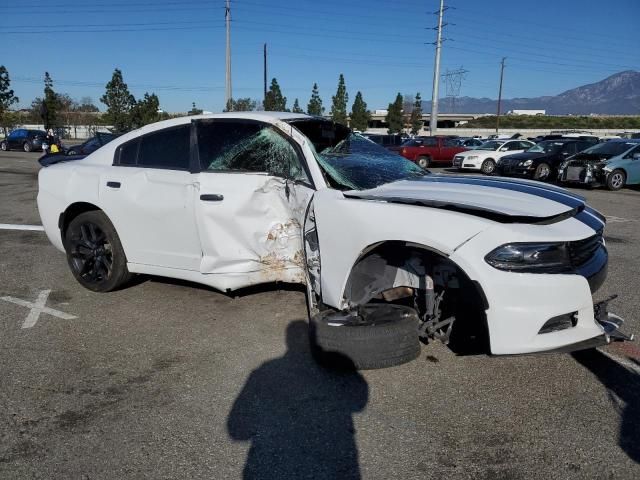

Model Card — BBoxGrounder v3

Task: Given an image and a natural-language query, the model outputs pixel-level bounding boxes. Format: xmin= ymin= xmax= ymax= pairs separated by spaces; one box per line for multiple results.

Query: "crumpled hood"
xmin=344 ymin=174 xmax=590 ymax=222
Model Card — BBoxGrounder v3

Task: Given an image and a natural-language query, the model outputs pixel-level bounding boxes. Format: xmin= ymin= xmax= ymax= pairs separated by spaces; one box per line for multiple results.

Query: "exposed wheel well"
xmin=59 ymin=202 xmax=102 ymax=236
xmin=342 ymin=241 xmax=490 ymax=354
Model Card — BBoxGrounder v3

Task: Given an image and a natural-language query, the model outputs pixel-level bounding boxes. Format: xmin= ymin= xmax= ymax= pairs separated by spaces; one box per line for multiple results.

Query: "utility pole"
xmin=263 ymin=43 xmax=268 ymax=104
xmin=225 ymin=0 xmax=232 ymax=110
xmin=429 ymin=0 xmax=445 ymax=136
xmin=496 ymin=57 xmax=506 ymax=133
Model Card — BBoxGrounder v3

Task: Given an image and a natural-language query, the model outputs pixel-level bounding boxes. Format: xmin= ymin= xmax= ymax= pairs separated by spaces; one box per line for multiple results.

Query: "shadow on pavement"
xmin=227 ymin=320 xmax=369 ymax=479
xmin=572 ymin=349 xmax=640 ymax=464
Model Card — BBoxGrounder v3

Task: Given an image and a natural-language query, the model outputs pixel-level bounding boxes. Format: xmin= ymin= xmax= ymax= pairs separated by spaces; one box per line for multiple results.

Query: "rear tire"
xmin=64 ymin=211 xmax=133 ymax=292
xmin=0 ymin=141 xmax=7 ymax=151
xmin=533 ymin=162 xmax=551 ymax=181
xmin=23 ymin=142 xmax=32 ymax=152
xmin=309 ymin=305 xmax=420 ymax=370
xmin=606 ymin=169 xmax=626 ymax=191
xmin=417 ymin=156 xmax=431 ymax=169
xmin=481 ymin=158 xmax=496 ymax=174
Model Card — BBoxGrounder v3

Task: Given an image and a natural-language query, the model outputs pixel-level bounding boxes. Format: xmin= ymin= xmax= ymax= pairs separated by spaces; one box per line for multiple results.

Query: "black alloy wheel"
xmin=65 ymin=211 xmax=132 ymax=292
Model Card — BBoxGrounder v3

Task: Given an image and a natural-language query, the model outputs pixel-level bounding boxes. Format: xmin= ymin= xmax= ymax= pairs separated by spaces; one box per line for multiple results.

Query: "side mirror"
xmin=633 ymin=153 xmax=640 ymax=160
xmin=499 ymin=147 xmax=508 ymax=152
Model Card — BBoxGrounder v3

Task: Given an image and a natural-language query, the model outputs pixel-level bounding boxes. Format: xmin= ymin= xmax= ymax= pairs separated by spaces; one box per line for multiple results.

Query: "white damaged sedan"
xmin=37 ymin=113 xmax=633 ymax=369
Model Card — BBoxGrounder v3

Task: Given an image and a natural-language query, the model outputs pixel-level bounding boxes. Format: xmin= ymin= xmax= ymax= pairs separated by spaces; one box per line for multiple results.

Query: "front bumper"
xmin=453 ymin=156 xmax=481 ymax=169
xmin=496 ymin=163 xmax=533 ymax=177
xmin=558 ymin=164 xmax=606 ymax=186
xmin=537 ymin=297 xmax=634 ymax=353
xmin=451 ymin=229 xmax=627 ymax=355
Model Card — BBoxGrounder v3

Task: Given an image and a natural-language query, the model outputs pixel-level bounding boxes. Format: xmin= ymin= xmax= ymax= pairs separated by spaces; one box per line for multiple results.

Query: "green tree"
xmin=330 ymin=74 xmax=349 ymax=125
xmin=263 ymin=78 xmax=287 ymax=111
xmin=385 ymin=93 xmax=404 ymax=134
xmin=410 ymin=92 xmax=423 ymax=135
xmin=350 ymin=91 xmax=370 ymax=132
xmin=131 ymin=92 xmax=160 ymax=128
xmin=188 ymin=102 xmax=203 ymax=115
xmin=292 ymin=98 xmax=304 ymax=113
xmin=385 ymin=92 xmax=403 ymax=134
xmin=307 ymin=83 xmax=324 ymax=116
xmin=226 ymin=97 xmax=258 ymax=112
xmin=42 ymin=72 xmax=59 ymax=129
xmin=0 ymin=65 xmax=19 ymax=136
xmin=100 ymin=68 xmax=136 ymax=132
xmin=77 ymin=96 xmax=99 ymax=112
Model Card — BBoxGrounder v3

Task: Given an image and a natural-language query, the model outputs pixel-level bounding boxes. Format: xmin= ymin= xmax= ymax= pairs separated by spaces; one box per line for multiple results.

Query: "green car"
xmin=558 ymin=139 xmax=640 ymax=190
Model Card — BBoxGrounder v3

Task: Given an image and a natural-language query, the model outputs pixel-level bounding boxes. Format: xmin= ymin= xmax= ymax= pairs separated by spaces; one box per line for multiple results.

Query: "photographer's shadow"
xmin=227 ymin=320 xmax=369 ymax=479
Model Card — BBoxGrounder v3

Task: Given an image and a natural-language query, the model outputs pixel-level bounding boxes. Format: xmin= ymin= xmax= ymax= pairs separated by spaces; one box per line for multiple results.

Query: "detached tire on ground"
xmin=309 ymin=304 xmax=420 ymax=370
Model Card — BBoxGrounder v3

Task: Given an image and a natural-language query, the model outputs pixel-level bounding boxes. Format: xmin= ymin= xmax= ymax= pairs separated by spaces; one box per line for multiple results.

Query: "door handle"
xmin=200 ymin=194 xmax=224 ymax=202
xmin=106 ymin=181 xmax=121 ymax=189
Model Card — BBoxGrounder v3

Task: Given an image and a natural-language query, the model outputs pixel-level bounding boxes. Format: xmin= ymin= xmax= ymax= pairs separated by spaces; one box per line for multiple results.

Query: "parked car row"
xmin=0 ymin=130 xmax=119 ymax=156
xmin=1 ymin=129 xmax=47 ymax=152
xmin=366 ymin=132 xmax=639 ymax=191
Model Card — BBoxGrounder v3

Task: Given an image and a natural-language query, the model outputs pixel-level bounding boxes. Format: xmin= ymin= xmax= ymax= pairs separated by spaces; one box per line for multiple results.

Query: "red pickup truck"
xmin=399 ymin=136 xmax=467 ymax=168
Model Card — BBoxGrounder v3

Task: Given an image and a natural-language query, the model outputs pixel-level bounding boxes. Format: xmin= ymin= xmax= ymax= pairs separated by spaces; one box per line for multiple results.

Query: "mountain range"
xmin=429 ymin=70 xmax=640 ymax=115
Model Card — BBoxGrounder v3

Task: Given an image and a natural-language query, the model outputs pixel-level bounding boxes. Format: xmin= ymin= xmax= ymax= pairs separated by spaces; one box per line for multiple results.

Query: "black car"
xmin=496 ymin=138 xmax=597 ymax=181
xmin=66 ymin=132 xmax=119 ymax=156
xmin=1 ymin=129 xmax=47 ymax=152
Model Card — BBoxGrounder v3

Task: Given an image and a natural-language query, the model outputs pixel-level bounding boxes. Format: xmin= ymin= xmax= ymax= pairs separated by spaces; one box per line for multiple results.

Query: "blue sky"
xmin=2 ymin=0 xmax=639 ymax=113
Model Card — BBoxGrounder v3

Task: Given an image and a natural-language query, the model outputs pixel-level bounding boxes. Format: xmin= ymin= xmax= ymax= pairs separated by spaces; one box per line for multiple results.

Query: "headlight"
xmin=465 ymin=155 xmax=478 ymax=160
xmin=485 ymin=243 xmax=572 ymax=273
xmin=521 ymin=159 xmax=533 ymax=167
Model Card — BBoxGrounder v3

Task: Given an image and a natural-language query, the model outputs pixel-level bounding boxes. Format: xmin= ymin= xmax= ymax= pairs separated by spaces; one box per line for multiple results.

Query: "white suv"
xmin=453 ymin=140 xmax=535 ymax=174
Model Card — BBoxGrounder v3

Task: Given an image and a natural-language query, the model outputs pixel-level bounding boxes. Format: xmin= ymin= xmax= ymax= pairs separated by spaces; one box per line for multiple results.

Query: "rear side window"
xmin=138 ymin=125 xmax=191 ymax=170
xmin=118 ymin=139 xmax=139 ymax=165
xmin=443 ymin=138 xmax=459 ymax=147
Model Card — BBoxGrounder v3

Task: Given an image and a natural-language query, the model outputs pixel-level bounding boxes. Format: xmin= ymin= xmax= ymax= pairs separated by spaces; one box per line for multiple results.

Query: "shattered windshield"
xmin=527 ymin=141 xmax=564 ymax=154
xmin=315 ymin=134 xmax=428 ymax=190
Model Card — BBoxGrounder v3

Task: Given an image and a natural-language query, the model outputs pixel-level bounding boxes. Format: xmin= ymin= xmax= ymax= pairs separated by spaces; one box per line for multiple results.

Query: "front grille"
xmin=568 ymin=232 xmax=603 ymax=267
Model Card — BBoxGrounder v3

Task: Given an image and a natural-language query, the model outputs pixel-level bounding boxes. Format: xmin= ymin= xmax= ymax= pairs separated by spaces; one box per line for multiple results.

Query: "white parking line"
xmin=0 ymin=224 xmax=45 ymax=231
xmin=0 ymin=290 xmax=77 ymax=329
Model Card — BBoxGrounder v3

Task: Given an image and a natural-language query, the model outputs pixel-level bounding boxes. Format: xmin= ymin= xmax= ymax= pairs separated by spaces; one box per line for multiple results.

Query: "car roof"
xmin=133 ymin=111 xmax=312 ymax=134
xmin=606 ymin=138 xmax=640 ymax=144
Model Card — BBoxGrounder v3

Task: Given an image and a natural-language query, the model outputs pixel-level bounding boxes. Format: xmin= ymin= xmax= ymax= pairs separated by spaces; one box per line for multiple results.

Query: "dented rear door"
xmin=193 ymin=119 xmax=314 ymax=286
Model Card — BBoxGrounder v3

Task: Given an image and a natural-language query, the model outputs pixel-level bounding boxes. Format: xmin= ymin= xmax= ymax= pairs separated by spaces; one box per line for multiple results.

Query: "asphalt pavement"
xmin=1 ymin=150 xmax=639 ymax=479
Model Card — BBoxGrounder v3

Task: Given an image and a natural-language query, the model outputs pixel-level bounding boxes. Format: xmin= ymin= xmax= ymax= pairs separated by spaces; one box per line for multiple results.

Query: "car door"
xmin=440 ymin=137 xmax=460 ymax=161
xmin=622 ymin=144 xmax=640 ymax=184
xmin=102 ymin=123 xmax=202 ymax=270
xmin=193 ymin=119 xmax=314 ymax=286
xmin=8 ymin=129 xmax=24 ymax=149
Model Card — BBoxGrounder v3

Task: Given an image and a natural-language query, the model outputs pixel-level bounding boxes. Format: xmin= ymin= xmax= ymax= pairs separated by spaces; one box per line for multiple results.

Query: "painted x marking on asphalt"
xmin=0 ymin=290 xmax=77 ymax=329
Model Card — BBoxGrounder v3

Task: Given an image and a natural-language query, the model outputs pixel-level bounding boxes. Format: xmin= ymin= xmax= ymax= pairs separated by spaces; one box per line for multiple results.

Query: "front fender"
xmin=312 ymin=189 xmax=490 ymax=308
